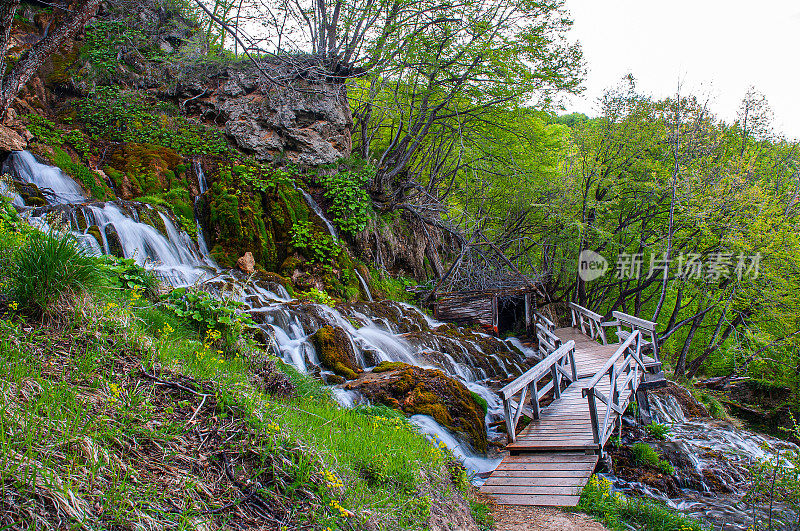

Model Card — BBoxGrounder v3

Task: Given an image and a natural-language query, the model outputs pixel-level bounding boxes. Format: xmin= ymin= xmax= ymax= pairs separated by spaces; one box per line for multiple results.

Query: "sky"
xmin=561 ymin=0 xmax=800 ymax=139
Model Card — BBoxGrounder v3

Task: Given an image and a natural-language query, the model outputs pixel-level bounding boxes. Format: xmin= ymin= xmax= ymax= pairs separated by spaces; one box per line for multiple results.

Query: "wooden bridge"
xmin=480 ymin=303 xmax=665 ymax=507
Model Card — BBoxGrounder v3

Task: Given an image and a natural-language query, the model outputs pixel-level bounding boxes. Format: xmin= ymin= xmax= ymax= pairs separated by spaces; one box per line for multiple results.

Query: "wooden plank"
xmin=490 ymin=469 xmax=594 ymax=478
xmin=484 ymin=476 xmax=591 ymax=487
xmin=501 ymin=454 xmax=598 ymax=463
xmin=488 ymin=494 xmax=581 ymax=507
xmin=495 ymin=463 xmax=597 ymax=472
xmin=481 ymin=485 xmax=581 ymax=495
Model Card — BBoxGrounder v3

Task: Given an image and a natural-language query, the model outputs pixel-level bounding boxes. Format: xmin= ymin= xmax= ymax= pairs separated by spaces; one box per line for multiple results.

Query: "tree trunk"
xmin=0 ymin=0 xmax=100 ymax=117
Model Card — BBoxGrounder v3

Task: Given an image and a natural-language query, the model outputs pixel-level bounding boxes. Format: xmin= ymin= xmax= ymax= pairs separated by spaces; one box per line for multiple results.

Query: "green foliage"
xmin=75 ymin=88 xmax=228 ymax=155
xmin=299 ymin=287 xmax=336 ymax=306
xmin=289 ymin=220 xmax=341 ymax=263
xmin=645 ymin=423 xmax=671 ymax=440
xmin=579 ymin=475 xmax=705 ymax=531
xmin=83 ymin=19 xmax=147 ymax=82
xmin=693 ymin=390 xmax=728 ymax=419
xmin=162 ymin=287 xmax=254 ymax=343
xmin=318 ymin=159 xmax=374 ymax=236
xmin=52 ymin=147 xmax=112 ymax=200
xmin=97 ymin=256 xmax=160 ymax=299
xmin=369 ymin=270 xmax=415 ymax=302
xmin=6 ymin=230 xmax=106 ymax=317
xmin=631 ymin=443 xmax=674 ymax=475
xmin=25 ymin=114 xmax=92 ymax=159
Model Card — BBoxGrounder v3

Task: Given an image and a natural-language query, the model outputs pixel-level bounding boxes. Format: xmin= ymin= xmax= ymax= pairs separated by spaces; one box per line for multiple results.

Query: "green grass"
xmin=0 ymin=275 xmax=475 ymax=529
xmin=6 ymin=230 xmax=106 ymax=317
xmin=631 ymin=442 xmax=674 ymax=475
xmin=579 ymin=475 xmax=706 ymax=531
xmin=645 ymin=422 xmax=671 ymax=440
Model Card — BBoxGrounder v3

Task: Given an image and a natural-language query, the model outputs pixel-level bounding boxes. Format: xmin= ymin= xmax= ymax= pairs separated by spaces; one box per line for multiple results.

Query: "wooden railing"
xmin=533 ymin=311 xmax=556 ymax=332
xmin=581 ymin=331 xmax=647 ymax=449
xmin=500 ymin=340 xmax=577 ymax=442
xmin=568 ymin=302 xmax=607 ymax=344
xmin=604 ymin=311 xmax=660 ymax=363
xmin=535 ymin=322 xmax=561 ymax=359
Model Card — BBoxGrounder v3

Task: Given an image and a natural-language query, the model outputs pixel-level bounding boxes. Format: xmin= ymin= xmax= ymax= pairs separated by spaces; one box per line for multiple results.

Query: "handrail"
xmin=568 ymin=302 xmax=607 ymax=344
xmin=581 ymin=330 xmax=648 ymax=450
xmin=533 ymin=311 xmax=556 ymax=332
xmin=535 ymin=322 xmax=561 ymax=360
xmin=501 ymin=340 xmax=577 ymax=442
xmin=612 ymin=310 xmax=660 ymax=362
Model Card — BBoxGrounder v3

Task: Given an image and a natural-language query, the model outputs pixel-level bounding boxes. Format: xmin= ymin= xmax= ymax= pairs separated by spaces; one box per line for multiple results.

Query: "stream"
xmin=5 ymin=151 xmax=797 ymax=527
xmin=1 ymin=150 xmax=516 ymax=479
xmin=605 ymin=392 xmax=800 ymax=530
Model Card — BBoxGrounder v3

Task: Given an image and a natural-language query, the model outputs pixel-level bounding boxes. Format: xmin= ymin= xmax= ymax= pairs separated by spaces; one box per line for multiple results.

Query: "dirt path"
xmin=489 ymin=501 xmax=609 ymax=531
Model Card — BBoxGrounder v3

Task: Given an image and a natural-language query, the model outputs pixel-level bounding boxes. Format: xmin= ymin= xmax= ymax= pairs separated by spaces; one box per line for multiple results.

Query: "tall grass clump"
xmin=8 ymin=230 xmax=105 ymax=317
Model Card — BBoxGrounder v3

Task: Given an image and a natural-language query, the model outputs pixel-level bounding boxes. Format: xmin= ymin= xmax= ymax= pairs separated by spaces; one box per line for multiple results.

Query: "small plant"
xmin=579 ymin=475 xmax=705 ymax=530
xmin=98 ymin=256 xmax=160 ymax=299
xmin=645 ymin=422 xmax=671 ymax=440
xmin=289 ymin=220 xmax=340 ymax=263
xmin=7 ymin=230 xmax=106 ymax=317
xmin=162 ymin=287 xmax=254 ymax=346
xmin=299 ymin=288 xmax=336 ymax=306
xmin=632 ymin=443 xmax=674 ymax=476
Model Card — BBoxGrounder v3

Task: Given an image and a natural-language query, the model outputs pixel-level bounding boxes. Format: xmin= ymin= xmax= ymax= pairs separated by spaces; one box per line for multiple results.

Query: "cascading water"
xmin=2 ymin=151 xmax=86 ymax=205
xmin=7 ymin=151 xmax=525 ymax=480
xmin=299 ymin=188 xmax=339 ymax=241
xmin=606 ymin=392 xmax=800 ymax=530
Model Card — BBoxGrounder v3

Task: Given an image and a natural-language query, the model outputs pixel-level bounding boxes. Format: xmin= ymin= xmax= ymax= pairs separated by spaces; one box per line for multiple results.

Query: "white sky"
xmin=561 ymin=0 xmax=800 ymax=140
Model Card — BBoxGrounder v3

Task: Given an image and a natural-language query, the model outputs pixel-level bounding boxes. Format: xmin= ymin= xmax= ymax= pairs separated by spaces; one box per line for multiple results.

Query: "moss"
xmin=346 ymin=363 xmax=488 ymax=452
xmin=52 ymin=147 xmax=112 ymax=200
xmin=373 ymin=361 xmax=408 ymax=373
xmin=86 ymin=225 xmax=103 ymax=247
xmin=310 ymin=326 xmax=361 ymax=380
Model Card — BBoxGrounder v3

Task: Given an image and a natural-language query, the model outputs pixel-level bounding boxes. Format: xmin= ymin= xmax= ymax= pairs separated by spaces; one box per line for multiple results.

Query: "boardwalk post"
xmin=503 ymin=397 xmax=516 ymax=443
xmin=587 ymin=390 xmax=600 ymax=445
xmin=529 ymin=380 xmax=541 ymax=419
xmin=550 ymin=364 xmax=561 ymax=399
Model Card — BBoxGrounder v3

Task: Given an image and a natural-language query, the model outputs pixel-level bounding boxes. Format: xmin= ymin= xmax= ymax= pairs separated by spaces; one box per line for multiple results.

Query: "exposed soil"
xmin=491 ymin=503 xmax=609 ymax=531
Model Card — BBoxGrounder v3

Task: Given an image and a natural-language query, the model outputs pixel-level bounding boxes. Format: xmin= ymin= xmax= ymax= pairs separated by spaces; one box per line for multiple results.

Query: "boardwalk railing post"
xmin=587 ymin=389 xmax=600 ymax=445
xmin=529 ymin=380 xmax=541 ymax=419
xmin=503 ymin=396 xmax=515 ymax=443
xmin=550 ymin=364 xmax=561 ymax=399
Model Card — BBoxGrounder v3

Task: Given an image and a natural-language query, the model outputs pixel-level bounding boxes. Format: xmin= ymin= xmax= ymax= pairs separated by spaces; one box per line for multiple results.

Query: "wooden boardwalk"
xmin=481 ymin=306 xmax=664 ymax=507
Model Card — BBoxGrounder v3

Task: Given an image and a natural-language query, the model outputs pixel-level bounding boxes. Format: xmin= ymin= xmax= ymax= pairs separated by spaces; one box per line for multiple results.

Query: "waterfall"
xmin=299 ymin=188 xmax=339 ymax=241
xmin=2 ymin=151 xmax=86 ymax=205
xmin=355 ymin=269 xmax=374 ymax=302
xmin=11 ymin=151 xmax=526 ymax=480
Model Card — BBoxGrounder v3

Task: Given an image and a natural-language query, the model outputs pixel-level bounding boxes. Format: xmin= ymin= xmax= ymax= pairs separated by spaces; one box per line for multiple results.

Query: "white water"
xmin=299 ymin=188 xmax=339 ymax=241
xmin=3 ymin=151 xmax=86 ymax=204
xmin=608 ymin=393 xmax=800 ymax=530
xmin=355 ymin=269 xmax=374 ymax=302
xmin=11 ymin=151 xmax=520 ymax=479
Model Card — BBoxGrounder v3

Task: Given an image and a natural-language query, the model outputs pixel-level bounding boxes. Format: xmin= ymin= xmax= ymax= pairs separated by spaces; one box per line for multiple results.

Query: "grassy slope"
xmin=0 ymin=221 xmax=489 ymax=529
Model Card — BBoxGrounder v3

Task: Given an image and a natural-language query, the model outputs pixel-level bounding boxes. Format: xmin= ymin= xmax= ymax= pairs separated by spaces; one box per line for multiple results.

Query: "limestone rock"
xmin=236 ymin=251 xmax=256 ymax=274
xmin=345 ymin=362 xmax=488 ymax=451
xmin=176 ymin=62 xmax=352 ymax=165
xmin=0 ymin=125 xmax=26 ymax=152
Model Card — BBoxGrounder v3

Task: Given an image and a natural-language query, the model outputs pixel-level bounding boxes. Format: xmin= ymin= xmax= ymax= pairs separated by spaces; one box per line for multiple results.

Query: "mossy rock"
xmin=86 ymin=225 xmax=103 ymax=247
xmin=104 ymin=223 xmax=124 ymax=257
xmin=345 ymin=363 xmax=488 ymax=452
xmin=310 ymin=326 xmax=362 ymax=380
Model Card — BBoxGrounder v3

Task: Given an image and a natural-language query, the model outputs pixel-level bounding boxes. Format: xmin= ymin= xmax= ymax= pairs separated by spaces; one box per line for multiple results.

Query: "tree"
xmin=0 ymin=0 xmax=102 ymax=117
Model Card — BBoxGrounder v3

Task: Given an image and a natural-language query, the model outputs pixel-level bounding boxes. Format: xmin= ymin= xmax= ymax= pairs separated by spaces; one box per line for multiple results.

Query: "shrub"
xmin=318 ymin=157 xmax=374 ymax=236
xmin=299 ymin=287 xmax=336 ymax=306
xmin=7 ymin=230 xmax=106 ymax=317
xmin=579 ymin=475 xmax=705 ymax=531
xmin=162 ymin=287 xmax=254 ymax=348
xmin=645 ymin=422 xmax=671 ymax=440
xmin=97 ymin=255 xmax=160 ymax=299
